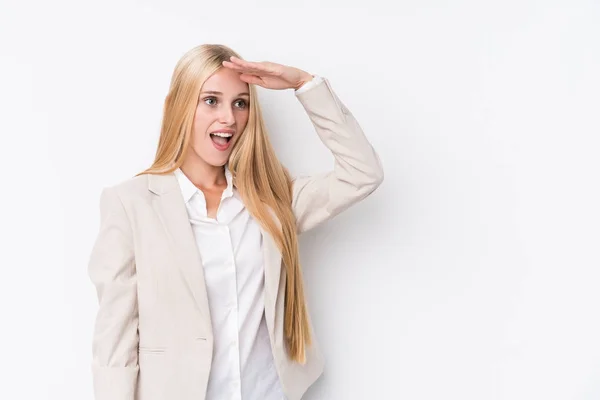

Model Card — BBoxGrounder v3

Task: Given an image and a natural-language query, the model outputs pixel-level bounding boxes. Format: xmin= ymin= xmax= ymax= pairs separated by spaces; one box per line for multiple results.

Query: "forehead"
xmin=201 ymin=67 xmax=249 ymax=95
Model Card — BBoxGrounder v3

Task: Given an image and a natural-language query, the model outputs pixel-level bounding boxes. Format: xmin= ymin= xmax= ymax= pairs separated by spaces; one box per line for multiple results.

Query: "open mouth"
xmin=210 ymin=132 xmax=234 ymax=151
xmin=210 ymin=133 xmax=233 ymax=145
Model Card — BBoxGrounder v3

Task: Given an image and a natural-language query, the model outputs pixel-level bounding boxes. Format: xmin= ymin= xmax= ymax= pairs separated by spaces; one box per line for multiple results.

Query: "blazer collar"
xmin=147 ymin=171 xmax=179 ymax=196
xmin=148 ymin=166 xmax=235 ymax=197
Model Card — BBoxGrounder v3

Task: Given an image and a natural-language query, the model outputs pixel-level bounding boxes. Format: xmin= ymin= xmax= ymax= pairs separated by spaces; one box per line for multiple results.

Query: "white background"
xmin=1 ymin=0 xmax=599 ymax=399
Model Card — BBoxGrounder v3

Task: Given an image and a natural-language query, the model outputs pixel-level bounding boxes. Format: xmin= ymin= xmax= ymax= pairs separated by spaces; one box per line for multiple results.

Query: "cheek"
xmin=189 ymin=118 xmax=208 ymax=153
xmin=192 ymin=108 xmax=214 ymax=143
xmin=236 ymin=110 xmax=250 ymax=131
xmin=193 ymin=107 xmax=210 ymax=132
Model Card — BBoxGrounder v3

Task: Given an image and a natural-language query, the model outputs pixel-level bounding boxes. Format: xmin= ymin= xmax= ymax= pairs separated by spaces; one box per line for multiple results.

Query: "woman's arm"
xmin=88 ymin=186 xmax=139 ymax=400
xmin=292 ymin=77 xmax=384 ymax=234
xmin=220 ymin=57 xmax=384 ymax=234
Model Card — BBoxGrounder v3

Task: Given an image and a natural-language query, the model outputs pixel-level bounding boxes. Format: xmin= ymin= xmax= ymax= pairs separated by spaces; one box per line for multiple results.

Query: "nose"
xmin=218 ymin=104 xmax=235 ymax=125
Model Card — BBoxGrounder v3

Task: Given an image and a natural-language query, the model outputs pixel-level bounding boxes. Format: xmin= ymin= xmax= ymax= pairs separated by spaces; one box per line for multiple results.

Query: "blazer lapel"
xmin=148 ymin=172 xmax=212 ymax=335
xmin=147 ymin=172 xmax=284 ymax=341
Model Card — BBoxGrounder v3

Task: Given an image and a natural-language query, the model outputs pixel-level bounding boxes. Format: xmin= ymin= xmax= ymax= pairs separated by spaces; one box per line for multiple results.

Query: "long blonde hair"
xmin=137 ymin=44 xmax=312 ymax=364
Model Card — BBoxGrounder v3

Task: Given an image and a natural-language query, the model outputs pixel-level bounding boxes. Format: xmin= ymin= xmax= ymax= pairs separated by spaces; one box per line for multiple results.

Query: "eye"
xmin=204 ymin=97 xmax=217 ymax=106
xmin=234 ymin=99 xmax=247 ymax=109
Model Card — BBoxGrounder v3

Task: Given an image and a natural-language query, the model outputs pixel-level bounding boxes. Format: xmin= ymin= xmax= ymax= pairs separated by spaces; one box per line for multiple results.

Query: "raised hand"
xmin=222 ymin=56 xmax=314 ymax=91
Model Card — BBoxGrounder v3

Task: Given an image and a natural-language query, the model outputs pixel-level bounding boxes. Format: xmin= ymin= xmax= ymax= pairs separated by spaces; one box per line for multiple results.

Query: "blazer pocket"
xmin=138 ymin=345 xmax=169 ymax=400
xmin=138 ymin=346 xmax=167 ymax=354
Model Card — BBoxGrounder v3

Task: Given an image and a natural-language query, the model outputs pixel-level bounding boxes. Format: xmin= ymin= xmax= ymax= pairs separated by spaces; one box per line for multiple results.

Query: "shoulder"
xmin=101 ymin=173 xmax=151 ymax=203
xmin=94 ymin=174 xmax=155 ymax=226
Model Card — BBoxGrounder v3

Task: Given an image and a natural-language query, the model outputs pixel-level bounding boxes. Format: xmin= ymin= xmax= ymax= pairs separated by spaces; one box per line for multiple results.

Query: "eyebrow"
xmin=200 ymin=91 xmax=250 ymax=97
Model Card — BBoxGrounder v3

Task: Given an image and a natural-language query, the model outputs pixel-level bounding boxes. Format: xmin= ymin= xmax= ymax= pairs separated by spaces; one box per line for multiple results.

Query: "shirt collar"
xmin=174 ymin=164 xmax=234 ymax=203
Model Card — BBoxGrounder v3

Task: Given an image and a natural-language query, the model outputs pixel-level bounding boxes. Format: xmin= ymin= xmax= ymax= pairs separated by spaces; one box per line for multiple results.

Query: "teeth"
xmin=211 ymin=132 xmax=233 ymax=138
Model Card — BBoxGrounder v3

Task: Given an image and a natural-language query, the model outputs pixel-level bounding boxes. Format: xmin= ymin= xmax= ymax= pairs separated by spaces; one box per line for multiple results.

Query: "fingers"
xmin=239 ymin=74 xmax=264 ymax=85
xmin=229 ymin=56 xmax=266 ymax=70
xmin=222 ymin=60 xmax=260 ymax=75
xmin=223 ymin=56 xmax=274 ymax=76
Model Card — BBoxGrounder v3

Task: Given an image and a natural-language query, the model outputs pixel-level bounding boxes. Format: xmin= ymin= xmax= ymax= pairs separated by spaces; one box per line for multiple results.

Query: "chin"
xmin=204 ymin=154 xmax=230 ymax=167
xmin=188 ymin=143 xmax=229 ymax=167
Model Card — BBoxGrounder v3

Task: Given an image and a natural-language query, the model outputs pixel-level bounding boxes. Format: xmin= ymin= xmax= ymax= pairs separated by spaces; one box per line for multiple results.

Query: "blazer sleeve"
xmin=87 ymin=186 xmax=139 ymax=400
xmin=291 ymin=77 xmax=384 ymax=235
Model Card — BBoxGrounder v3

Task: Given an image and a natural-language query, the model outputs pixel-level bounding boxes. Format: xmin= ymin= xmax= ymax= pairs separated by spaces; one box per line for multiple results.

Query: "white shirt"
xmin=173 ymin=76 xmax=324 ymax=400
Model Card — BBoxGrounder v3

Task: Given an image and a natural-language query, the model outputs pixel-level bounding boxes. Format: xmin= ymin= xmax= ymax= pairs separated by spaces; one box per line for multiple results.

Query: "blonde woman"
xmin=88 ymin=43 xmax=383 ymax=400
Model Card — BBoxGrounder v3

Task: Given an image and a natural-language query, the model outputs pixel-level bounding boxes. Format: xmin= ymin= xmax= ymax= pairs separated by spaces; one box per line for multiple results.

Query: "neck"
xmin=179 ymin=157 xmax=227 ymax=190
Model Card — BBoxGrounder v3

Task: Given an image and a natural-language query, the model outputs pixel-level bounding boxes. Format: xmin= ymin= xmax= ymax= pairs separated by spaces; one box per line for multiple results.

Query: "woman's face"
xmin=189 ymin=67 xmax=250 ymax=167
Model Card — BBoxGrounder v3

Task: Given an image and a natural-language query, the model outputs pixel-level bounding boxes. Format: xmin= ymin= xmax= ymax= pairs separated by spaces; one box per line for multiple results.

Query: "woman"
xmin=88 ymin=43 xmax=383 ymax=400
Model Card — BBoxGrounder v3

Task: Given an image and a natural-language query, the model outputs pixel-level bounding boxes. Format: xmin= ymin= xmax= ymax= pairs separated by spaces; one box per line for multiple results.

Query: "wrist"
xmin=294 ymin=73 xmax=314 ymax=91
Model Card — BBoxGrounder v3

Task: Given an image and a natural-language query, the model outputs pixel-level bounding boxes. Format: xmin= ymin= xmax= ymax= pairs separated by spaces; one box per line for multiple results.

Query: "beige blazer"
xmin=88 ymin=77 xmax=384 ymax=400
